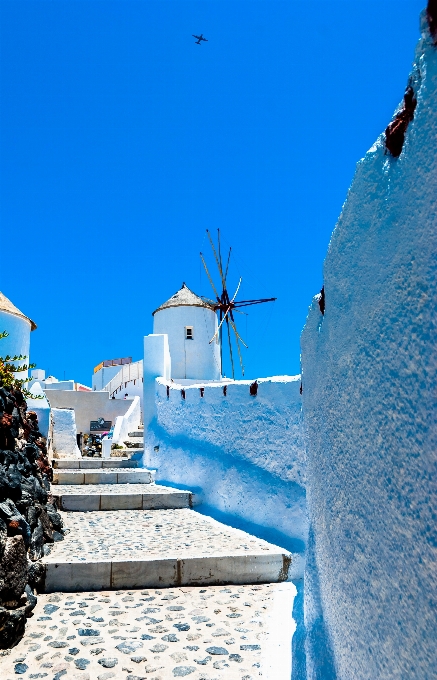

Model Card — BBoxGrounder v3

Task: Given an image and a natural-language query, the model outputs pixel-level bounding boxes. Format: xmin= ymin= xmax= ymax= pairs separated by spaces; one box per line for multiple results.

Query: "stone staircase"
xmin=2 ymin=457 xmax=296 ymax=679
xmin=47 ymin=457 xmax=290 ymax=592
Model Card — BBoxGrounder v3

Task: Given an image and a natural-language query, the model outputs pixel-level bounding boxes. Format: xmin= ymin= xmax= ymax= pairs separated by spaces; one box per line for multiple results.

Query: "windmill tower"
xmin=153 ymin=283 xmax=221 ymax=381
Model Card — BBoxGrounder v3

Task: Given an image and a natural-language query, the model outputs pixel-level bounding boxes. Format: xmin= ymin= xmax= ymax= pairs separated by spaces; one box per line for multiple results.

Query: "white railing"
xmin=111 ymin=396 xmax=142 ymax=446
xmin=104 ymin=360 xmax=143 ymax=397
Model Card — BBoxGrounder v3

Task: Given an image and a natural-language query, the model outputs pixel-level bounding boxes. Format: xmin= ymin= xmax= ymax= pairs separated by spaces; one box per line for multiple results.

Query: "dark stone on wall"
xmin=427 ymin=0 xmax=437 ymax=42
xmin=385 ymin=85 xmax=417 ymax=158
xmin=318 ymin=287 xmax=325 ymax=315
xmin=0 ymin=384 xmax=62 ymax=647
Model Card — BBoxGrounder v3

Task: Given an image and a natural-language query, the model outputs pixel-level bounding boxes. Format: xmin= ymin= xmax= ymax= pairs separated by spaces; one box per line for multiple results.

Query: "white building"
xmin=0 ymin=291 xmax=36 ymax=375
xmin=152 ymin=283 xmax=221 ymax=381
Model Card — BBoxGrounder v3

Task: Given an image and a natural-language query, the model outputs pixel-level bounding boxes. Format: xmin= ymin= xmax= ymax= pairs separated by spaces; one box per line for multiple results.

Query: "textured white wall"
xmin=51 ymin=407 xmax=81 ymax=458
xmin=143 ymin=375 xmax=306 ymax=578
xmin=301 ymin=15 xmax=437 ymax=680
xmin=153 ymin=305 xmax=220 ymax=380
xmin=44 ymin=390 xmax=132 ymax=434
xmin=0 ymin=310 xmax=31 ymax=376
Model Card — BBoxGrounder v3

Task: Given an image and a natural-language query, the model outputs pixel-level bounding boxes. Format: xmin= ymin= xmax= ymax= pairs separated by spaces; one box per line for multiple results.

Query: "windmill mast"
xmin=200 ymin=229 xmax=276 ymax=380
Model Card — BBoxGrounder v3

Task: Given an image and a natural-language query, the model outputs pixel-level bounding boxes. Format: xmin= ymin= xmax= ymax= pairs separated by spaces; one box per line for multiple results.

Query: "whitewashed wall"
xmin=301 ymin=14 xmax=437 ymax=680
xmin=143 ymin=375 xmax=307 ymax=578
xmin=44 ymin=390 xmax=133 ymax=434
xmin=153 ymin=305 xmax=220 ymax=380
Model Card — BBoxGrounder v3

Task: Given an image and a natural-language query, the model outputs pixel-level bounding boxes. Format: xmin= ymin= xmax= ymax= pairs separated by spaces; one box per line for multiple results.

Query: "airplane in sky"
xmin=192 ymin=34 xmax=208 ymax=45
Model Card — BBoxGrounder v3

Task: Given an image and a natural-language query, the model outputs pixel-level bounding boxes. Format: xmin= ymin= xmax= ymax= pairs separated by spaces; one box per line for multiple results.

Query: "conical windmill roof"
xmin=153 ymin=283 xmax=216 ymax=316
xmin=0 ymin=291 xmax=37 ymax=331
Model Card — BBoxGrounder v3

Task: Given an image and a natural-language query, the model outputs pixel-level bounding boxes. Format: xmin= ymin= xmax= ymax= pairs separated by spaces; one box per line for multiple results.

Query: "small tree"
xmin=0 ymin=330 xmax=42 ymax=399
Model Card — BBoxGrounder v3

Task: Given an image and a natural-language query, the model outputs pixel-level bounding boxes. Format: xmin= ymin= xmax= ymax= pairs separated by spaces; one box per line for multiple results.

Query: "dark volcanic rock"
xmin=0 ymin=384 xmax=62 ymax=648
xmin=24 ymin=584 xmax=37 ymax=615
xmin=27 ymin=559 xmax=46 ymax=591
xmin=0 ymin=536 xmax=28 ymax=601
xmin=0 ymin=604 xmax=26 ymax=649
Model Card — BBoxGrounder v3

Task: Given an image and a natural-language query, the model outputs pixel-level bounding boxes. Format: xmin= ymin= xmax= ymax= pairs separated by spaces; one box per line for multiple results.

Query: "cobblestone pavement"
xmin=1 ymin=583 xmax=294 ymax=679
xmin=44 ymin=511 xmax=280 ymax=562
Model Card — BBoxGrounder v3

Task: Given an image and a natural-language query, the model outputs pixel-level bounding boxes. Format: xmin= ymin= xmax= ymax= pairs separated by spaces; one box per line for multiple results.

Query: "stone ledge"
xmin=53 ymin=458 xmax=138 ymax=469
xmin=52 ymin=484 xmax=192 ymax=511
xmin=52 ymin=469 xmax=155 ymax=485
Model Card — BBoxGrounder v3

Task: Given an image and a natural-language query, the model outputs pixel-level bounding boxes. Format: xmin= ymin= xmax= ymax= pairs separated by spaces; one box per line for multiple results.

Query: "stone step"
xmin=53 ymin=483 xmax=192 ymax=511
xmin=2 ymin=582 xmax=296 ymax=679
xmin=53 ymin=458 xmax=138 ymax=469
xmin=123 ymin=441 xmax=143 ymax=448
xmin=52 ymin=468 xmax=155 ymax=485
xmin=43 ymin=509 xmax=291 ymax=591
xmin=128 ymin=430 xmax=144 ymax=437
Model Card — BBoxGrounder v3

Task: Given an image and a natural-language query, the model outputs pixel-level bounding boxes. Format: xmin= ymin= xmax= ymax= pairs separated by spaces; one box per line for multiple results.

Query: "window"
xmin=185 ymin=326 xmax=194 ymax=340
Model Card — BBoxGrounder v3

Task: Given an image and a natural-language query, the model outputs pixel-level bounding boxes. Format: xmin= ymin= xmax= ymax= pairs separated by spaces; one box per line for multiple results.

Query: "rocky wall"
xmin=0 ymin=385 xmax=63 ymax=648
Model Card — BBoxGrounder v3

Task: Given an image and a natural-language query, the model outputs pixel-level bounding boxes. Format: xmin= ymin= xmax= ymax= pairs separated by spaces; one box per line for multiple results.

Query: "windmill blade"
xmin=233 ymin=297 xmax=277 ymax=308
xmin=206 ymin=229 xmax=226 ymax=289
xmin=230 ymin=321 xmax=245 ymax=376
xmin=200 ymin=252 xmax=220 ymax=300
xmin=224 ymin=247 xmax=231 ymax=285
xmin=230 ymin=319 xmax=248 ymax=348
xmin=209 ymin=305 xmax=232 ymax=344
xmin=231 ymin=277 xmax=242 ymax=302
xmin=226 ymin=317 xmax=235 ymax=380
xmin=217 ymin=229 xmax=224 ymax=282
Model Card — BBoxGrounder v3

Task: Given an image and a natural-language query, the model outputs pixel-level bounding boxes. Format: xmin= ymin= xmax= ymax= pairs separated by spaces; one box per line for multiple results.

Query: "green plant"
xmin=111 ymin=443 xmax=123 ymax=450
xmin=0 ymin=330 xmax=43 ymax=399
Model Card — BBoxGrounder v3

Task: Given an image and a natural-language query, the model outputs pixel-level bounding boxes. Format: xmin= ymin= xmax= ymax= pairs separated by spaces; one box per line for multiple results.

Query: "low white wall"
xmin=44 ymin=380 xmax=75 ymax=391
xmin=27 ymin=381 xmax=51 ymax=438
xmin=143 ymin=375 xmax=306 ymax=578
xmin=112 ymin=396 xmax=141 ymax=446
xmin=43 ymin=390 xmax=133 ymax=434
xmin=51 ymin=408 xmax=81 ymax=458
xmin=301 ymin=16 xmax=437 ymax=680
xmin=143 ymin=334 xmax=171 ymax=428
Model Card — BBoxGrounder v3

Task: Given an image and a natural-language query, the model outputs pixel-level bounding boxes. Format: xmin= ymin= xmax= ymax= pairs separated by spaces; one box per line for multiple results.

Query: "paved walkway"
xmin=2 ymin=454 xmax=296 ymax=678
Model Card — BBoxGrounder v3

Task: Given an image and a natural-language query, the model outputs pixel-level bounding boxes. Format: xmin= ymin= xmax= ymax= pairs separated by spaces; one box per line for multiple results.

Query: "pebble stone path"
xmin=1 ymin=445 xmax=295 ymax=678
xmin=1 ymin=583 xmax=295 ymax=679
xmin=44 ymin=510 xmax=281 ymax=562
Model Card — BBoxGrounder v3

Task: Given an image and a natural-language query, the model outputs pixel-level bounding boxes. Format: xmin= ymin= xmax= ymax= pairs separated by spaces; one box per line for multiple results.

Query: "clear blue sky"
xmin=0 ymin=0 xmax=424 ymax=384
